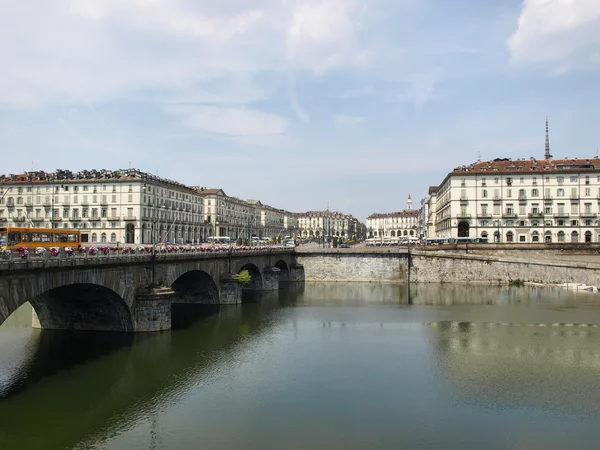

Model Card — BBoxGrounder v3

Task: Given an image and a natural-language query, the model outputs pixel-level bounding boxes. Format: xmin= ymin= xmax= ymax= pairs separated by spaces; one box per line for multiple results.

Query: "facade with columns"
xmin=427 ymin=123 xmax=600 ymax=243
xmin=366 ymin=195 xmax=422 ymax=239
xmin=0 ymin=169 xmax=208 ymax=245
xmin=297 ymin=210 xmax=362 ymax=241
xmin=0 ymin=169 xmax=356 ymax=245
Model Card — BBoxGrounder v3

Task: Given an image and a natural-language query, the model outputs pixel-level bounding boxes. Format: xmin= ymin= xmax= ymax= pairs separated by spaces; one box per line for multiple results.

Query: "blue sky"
xmin=1 ymin=0 xmax=599 ymax=221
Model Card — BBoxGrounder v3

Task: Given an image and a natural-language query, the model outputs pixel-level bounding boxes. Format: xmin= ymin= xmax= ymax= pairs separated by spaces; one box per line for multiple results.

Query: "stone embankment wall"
xmin=295 ymin=248 xmax=600 ymax=286
xmin=411 ymin=251 xmax=600 ymax=286
xmin=296 ymin=252 xmax=408 ymax=283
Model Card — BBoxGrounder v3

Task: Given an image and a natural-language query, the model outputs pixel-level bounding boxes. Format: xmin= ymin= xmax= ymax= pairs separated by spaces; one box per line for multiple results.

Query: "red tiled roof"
xmin=367 ymin=210 xmax=420 ymax=219
xmin=452 ymin=157 xmax=600 ymax=175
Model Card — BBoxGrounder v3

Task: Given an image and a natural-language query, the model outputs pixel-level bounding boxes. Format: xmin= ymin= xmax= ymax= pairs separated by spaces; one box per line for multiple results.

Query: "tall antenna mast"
xmin=544 ymin=117 xmax=552 ymax=159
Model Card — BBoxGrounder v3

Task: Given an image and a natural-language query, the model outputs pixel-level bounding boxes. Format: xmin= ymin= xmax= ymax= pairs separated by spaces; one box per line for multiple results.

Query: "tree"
xmin=238 ymin=270 xmax=252 ymax=285
xmin=333 ymin=236 xmax=338 ymax=247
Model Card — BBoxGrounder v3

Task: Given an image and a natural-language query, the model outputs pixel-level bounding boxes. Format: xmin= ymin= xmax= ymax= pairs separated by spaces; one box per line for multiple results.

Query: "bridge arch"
xmin=171 ymin=270 xmax=219 ymax=305
xmin=238 ymin=263 xmax=263 ymax=290
xmin=30 ymin=283 xmax=134 ymax=332
xmin=274 ymin=260 xmax=290 ymax=281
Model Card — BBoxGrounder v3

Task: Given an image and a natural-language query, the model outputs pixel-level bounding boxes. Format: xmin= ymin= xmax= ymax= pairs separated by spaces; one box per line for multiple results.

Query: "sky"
xmin=0 ymin=0 xmax=599 ymax=221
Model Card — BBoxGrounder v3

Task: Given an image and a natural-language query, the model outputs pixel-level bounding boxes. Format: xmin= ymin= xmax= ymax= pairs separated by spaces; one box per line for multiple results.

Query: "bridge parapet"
xmin=0 ymin=247 xmax=294 ymax=272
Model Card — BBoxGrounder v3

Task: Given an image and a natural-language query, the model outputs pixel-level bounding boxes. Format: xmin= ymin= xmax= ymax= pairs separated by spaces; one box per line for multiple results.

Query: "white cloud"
xmin=334 ymin=114 xmax=365 ymax=125
xmin=508 ymin=0 xmax=600 ymax=64
xmin=0 ymin=0 xmax=369 ymax=107
xmin=164 ymin=104 xmax=287 ymax=137
xmin=285 ymin=0 xmax=368 ymax=73
xmin=338 ymin=86 xmax=374 ymax=98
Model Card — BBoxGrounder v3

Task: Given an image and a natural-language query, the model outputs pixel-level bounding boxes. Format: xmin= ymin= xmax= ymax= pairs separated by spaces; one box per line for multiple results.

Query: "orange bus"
xmin=0 ymin=227 xmax=81 ymax=249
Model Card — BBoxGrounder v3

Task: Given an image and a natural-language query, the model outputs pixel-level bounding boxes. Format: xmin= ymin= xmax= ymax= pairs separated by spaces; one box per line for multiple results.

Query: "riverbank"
xmin=295 ymin=247 xmax=600 ymax=288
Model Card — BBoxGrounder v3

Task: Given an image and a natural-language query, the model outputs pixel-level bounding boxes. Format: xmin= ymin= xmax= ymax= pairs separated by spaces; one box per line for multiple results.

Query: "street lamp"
xmin=495 ymin=219 xmax=501 ymax=243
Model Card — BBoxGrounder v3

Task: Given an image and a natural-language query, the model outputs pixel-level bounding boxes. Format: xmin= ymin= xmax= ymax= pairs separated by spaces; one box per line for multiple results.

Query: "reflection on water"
xmin=2 ymin=285 xmax=600 ymax=450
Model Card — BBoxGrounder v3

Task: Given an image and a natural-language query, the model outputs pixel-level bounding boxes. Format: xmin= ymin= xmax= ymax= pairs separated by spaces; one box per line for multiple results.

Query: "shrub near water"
xmin=238 ymin=270 xmax=252 ymax=285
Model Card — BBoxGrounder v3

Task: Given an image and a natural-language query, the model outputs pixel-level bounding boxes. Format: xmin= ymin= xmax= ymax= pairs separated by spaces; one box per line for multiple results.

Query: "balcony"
xmin=456 ymin=213 xmax=472 ymax=219
xmin=32 ymin=217 xmax=45 ymax=222
xmin=493 ymin=195 xmax=501 ymax=200
xmin=107 ymin=215 xmax=120 ymax=221
xmin=51 ymin=217 xmax=62 ymax=222
xmin=89 ymin=216 xmax=101 ymax=221
xmin=100 ymin=200 xmax=108 ymax=206
xmin=553 ymin=212 xmax=569 ymax=218
xmin=528 ymin=212 xmax=543 ymax=218
xmin=12 ymin=216 xmax=27 ymax=222
xmin=25 ymin=201 xmax=33 ymax=207
xmin=0 ymin=217 xmax=6 ymax=222
xmin=502 ymin=212 xmax=518 ymax=218
xmin=459 ymin=196 xmax=469 ymax=202
xmin=479 ymin=213 xmax=492 ymax=218
xmin=43 ymin=201 xmax=52 ymax=207
xmin=544 ymin=196 xmax=553 ymax=202
xmin=569 ymin=195 xmax=579 ymax=201
xmin=69 ymin=216 xmax=81 ymax=221
xmin=123 ymin=216 xmax=137 ymax=221
xmin=518 ymin=196 xmax=527 ymax=202
xmin=580 ymin=212 xmax=597 ymax=218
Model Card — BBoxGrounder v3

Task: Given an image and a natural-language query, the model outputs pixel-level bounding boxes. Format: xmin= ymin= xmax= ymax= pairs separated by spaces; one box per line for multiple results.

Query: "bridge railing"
xmin=0 ymin=245 xmax=293 ymax=266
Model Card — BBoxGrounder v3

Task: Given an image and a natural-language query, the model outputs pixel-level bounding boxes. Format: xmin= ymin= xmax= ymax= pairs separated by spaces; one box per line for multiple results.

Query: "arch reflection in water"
xmin=0 ymin=297 xmax=284 ymax=450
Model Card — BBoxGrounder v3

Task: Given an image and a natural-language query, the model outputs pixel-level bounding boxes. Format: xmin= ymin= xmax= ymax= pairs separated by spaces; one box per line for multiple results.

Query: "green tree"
xmin=238 ymin=270 xmax=252 ymax=285
xmin=333 ymin=236 xmax=338 ymax=247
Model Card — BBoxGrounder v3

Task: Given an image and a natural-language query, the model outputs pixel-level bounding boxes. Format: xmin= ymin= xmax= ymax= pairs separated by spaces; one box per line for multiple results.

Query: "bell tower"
xmin=407 ymin=193 xmax=412 ymax=210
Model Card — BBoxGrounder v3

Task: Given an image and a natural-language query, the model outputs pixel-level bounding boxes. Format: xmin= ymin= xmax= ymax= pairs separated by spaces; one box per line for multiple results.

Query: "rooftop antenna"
xmin=544 ymin=117 xmax=552 ymax=159
xmin=477 ymin=151 xmax=481 ymax=161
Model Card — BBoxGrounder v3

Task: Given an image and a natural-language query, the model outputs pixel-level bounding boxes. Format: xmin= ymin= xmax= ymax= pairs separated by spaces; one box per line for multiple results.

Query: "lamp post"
xmin=143 ymin=183 xmax=164 ymax=287
xmin=495 ymin=219 xmax=501 ymax=243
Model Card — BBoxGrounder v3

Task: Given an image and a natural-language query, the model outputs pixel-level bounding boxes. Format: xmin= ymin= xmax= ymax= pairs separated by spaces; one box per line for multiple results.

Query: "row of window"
xmin=481 ymin=230 xmax=592 ymax=243
xmin=466 ymin=187 xmax=600 ymax=199
xmin=479 ymin=219 xmax=593 ymax=227
xmin=460 ymin=175 xmax=599 ymax=186
xmin=474 ymin=204 xmax=594 ymax=216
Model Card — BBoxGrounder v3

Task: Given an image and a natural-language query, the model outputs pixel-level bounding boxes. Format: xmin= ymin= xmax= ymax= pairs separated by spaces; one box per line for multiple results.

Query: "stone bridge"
xmin=0 ymin=249 xmax=303 ymax=333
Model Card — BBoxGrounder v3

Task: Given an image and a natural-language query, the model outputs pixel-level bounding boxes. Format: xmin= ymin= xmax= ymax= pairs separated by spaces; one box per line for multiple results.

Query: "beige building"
xmin=297 ymin=210 xmax=362 ymax=241
xmin=428 ymin=125 xmax=600 ymax=243
xmin=191 ymin=189 xmax=298 ymax=241
xmin=0 ymin=169 xmax=206 ymax=245
xmin=366 ymin=195 xmax=421 ymax=240
xmin=430 ymin=156 xmax=600 ymax=243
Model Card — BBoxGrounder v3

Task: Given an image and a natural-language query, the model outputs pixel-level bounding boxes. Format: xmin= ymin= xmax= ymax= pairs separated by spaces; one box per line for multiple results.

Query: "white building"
xmin=431 ymin=156 xmax=600 ymax=243
xmin=0 ymin=169 xmax=207 ymax=245
xmin=297 ymin=210 xmax=362 ymax=241
xmin=193 ymin=188 xmax=256 ymax=240
xmin=366 ymin=195 xmax=421 ymax=240
xmin=429 ymin=124 xmax=600 ymax=243
xmin=191 ymin=189 xmax=297 ymax=241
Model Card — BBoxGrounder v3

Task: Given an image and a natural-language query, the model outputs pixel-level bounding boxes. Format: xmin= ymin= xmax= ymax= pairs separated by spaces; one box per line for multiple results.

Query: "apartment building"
xmin=0 ymin=169 xmax=206 ymax=244
xmin=366 ymin=195 xmax=422 ymax=239
xmin=430 ymin=156 xmax=600 ymax=243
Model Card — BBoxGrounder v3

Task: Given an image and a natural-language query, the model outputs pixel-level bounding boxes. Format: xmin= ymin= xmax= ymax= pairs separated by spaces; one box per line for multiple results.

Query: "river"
xmin=2 ymin=283 xmax=600 ymax=449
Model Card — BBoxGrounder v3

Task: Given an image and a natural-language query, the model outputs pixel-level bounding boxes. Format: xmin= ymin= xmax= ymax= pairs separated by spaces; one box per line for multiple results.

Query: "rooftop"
xmin=367 ymin=210 xmax=420 ymax=219
xmin=452 ymin=157 xmax=600 ymax=175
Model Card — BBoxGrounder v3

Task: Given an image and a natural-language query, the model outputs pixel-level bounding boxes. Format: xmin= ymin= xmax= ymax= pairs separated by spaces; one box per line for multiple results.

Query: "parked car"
xmin=339 ymin=243 xmax=351 ymax=248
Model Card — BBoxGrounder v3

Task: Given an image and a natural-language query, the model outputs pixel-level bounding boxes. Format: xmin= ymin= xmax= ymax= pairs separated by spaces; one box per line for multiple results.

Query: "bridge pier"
xmin=289 ymin=263 xmax=305 ymax=282
xmin=219 ymin=273 xmax=242 ymax=304
xmin=262 ymin=267 xmax=281 ymax=291
xmin=133 ymin=287 xmax=174 ymax=332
